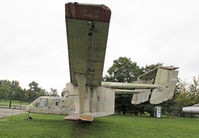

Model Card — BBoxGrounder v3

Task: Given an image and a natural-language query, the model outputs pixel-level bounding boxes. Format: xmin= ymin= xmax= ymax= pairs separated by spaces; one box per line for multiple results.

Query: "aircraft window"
xmin=36 ymin=98 xmax=48 ymax=107
xmin=55 ymin=102 xmax=59 ymax=106
xmin=97 ymin=96 xmax=100 ymax=101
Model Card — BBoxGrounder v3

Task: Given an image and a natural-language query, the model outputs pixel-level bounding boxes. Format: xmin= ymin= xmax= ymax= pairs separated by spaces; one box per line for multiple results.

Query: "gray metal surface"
xmin=65 ymin=83 xmax=115 ymax=117
xmin=101 ymin=82 xmax=158 ymax=89
xmin=131 ymin=89 xmax=151 ymax=104
xmin=150 ymin=68 xmax=179 ymax=104
xmin=27 ymin=96 xmax=75 ymax=114
xmin=129 ymin=66 xmax=179 ymax=105
xmin=183 ymin=104 xmax=199 ymax=113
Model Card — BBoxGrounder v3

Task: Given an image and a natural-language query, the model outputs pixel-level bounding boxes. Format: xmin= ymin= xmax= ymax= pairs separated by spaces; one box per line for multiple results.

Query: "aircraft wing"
xmin=65 ymin=3 xmax=111 ymax=86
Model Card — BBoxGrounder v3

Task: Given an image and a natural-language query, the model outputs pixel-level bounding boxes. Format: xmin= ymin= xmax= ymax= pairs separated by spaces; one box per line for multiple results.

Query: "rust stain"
xmin=80 ymin=115 xmax=94 ymax=121
xmin=65 ymin=2 xmax=111 ymax=22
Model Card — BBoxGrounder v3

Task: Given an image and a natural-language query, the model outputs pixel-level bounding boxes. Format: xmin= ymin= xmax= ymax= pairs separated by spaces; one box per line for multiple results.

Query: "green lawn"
xmin=0 ymin=100 xmax=29 ymax=107
xmin=0 ymin=114 xmax=199 ymax=138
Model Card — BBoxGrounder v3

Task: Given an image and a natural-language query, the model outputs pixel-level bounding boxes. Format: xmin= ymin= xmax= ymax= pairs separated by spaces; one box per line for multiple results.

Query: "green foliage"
xmin=157 ymin=76 xmax=199 ymax=117
xmin=104 ymin=57 xmax=161 ymax=83
xmin=1 ymin=114 xmax=199 ymax=138
xmin=27 ymin=81 xmax=50 ymax=102
xmin=175 ymin=77 xmax=199 ymax=107
xmin=142 ymin=63 xmax=162 ymax=73
xmin=12 ymin=86 xmax=26 ymax=100
xmin=0 ymin=80 xmax=11 ymax=86
xmin=172 ymin=77 xmax=199 ymax=115
xmin=104 ymin=57 xmax=142 ymax=82
xmin=0 ymin=80 xmax=51 ymax=105
xmin=104 ymin=57 xmax=160 ymax=116
xmin=0 ymin=85 xmax=10 ymax=99
xmin=28 ymin=81 xmax=40 ymax=92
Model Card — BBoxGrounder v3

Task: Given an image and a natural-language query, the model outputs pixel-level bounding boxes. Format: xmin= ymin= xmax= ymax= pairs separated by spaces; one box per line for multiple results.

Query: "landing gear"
xmin=75 ymin=74 xmax=87 ymax=114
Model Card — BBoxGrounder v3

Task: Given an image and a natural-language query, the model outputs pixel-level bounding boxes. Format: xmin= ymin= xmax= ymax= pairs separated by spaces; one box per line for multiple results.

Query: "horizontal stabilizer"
xmin=131 ymin=89 xmax=151 ymax=104
xmin=130 ymin=66 xmax=178 ymax=105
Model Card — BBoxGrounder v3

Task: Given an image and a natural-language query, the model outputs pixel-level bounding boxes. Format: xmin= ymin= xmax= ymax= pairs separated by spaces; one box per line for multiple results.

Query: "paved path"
xmin=0 ymin=108 xmax=27 ymax=118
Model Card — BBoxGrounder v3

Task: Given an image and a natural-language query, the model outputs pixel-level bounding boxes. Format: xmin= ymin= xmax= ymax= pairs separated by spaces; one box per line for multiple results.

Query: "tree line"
xmin=0 ymin=80 xmax=59 ymax=103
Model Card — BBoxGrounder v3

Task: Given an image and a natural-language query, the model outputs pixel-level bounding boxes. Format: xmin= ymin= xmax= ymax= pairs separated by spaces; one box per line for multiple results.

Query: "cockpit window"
xmin=36 ymin=98 xmax=48 ymax=107
xmin=55 ymin=102 xmax=59 ymax=106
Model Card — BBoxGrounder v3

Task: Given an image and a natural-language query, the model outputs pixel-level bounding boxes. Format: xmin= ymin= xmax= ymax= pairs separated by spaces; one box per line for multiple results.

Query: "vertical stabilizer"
xmin=150 ymin=66 xmax=178 ymax=104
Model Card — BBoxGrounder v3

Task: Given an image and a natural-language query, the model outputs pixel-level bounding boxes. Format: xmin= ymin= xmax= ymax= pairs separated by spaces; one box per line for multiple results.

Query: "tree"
xmin=104 ymin=57 xmax=143 ymax=83
xmin=174 ymin=77 xmax=199 ymax=109
xmin=0 ymin=80 xmax=53 ymax=103
xmin=27 ymin=81 xmax=48 ymax=102
xmin=157 ymin=76 xmax=199 ymax=117
xmin=50 ymin=88 xmax=59 ymax=97
xmin=0 ymin=80 xmax=11 ymax=87
xmin=142 ymin=63 xmax=162 ymax=73
xmin=0 ymin=85 xmax=10 ymax=100
xmin=0 ymin=80 xmax=29 ymax=103
xmin=104 ymin=57 xmax=161 ymax=115
xmin=13 ymin=86 xmax=28 ymax=102
xmin=28 ymin=81 xmax=40 ymax=92
xmin=0 ymin=80 xmax=12 ymax=100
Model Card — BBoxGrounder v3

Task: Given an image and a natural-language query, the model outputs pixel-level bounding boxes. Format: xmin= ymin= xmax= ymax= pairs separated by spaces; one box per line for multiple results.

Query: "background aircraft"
xmin=183 ymin=104 xmax=199 ymax=114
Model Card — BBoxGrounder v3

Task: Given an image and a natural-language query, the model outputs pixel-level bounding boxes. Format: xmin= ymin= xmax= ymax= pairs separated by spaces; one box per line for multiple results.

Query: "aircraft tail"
xmin=149 ymin=66 xmax=179 ymax=104
xmin=132 ymin=66 xmax=179 ymax=104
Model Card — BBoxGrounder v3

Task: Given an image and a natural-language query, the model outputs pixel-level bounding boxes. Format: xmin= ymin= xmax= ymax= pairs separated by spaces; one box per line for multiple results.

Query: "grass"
xmin=0 ymin=114 xmax=199 ymax=138
xmin=0 ymin=100 xmax=29 ymax=107
xmin=0 ymin=114 xmax=73 ymax=138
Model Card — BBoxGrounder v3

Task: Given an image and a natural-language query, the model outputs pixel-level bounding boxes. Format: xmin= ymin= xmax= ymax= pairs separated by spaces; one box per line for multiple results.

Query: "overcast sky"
xmin=0 ymin=0 xmax=199 ymax=94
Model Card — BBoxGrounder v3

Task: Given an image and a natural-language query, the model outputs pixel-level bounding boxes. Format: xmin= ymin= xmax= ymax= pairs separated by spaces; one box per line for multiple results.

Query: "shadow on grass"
xmin=72 ymin=119 xmax=107 ymax=138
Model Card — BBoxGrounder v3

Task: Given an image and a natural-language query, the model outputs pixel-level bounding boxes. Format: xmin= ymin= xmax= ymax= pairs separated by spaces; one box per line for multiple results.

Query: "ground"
xmin=0 ymin=108 xmax=26 ymax=117
xmin=0 ymin=110 xmax=199 ymax=138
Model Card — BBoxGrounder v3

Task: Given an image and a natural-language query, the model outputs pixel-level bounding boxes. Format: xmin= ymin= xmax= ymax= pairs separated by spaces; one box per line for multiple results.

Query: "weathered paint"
xmin=27 ymin=96 xmax=75 ymax=115
xmin=65 ymin=82 xmax=115 ymax=117
xmin=65 ymin=2 xmax=111 ymax=22
xmin=101 ymin=82 xmax=158 ymax=89
xmin=66 ymin=3 xmax=111 ymax=86
xmin=150 ymin=67 xmax=179 ymax=104
xmin=131 ymin=89 xmax=151 ymax=104
xmin=113 ymin=66 xmax=179 ymax=105
xmin=64 ymin=113 xmax=94 ymax=121
xmin=65 ymin=3 xmax=111 ymax=114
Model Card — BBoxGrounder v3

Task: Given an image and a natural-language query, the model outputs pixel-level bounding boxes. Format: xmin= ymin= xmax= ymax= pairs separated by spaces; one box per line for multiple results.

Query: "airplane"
xmin=27 ymin=2 xmax=179 ymax=121
xmin=182 ymin=104 xmax=199 ymax=114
